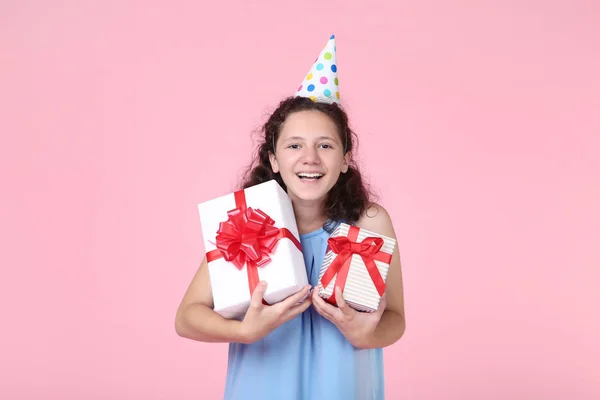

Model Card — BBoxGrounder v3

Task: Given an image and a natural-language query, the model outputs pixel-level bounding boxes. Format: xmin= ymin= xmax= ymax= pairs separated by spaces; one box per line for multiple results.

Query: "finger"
xmin=250 ymin=281 xmax=268 ymax=308
xmin=278 ymin=284 xmax=311 ymax=309
xmin=282 ymin=295 xmax=312 ymax=321
xmin=334 ymin=287 xmax=354 ymax=317
xmin=310 ymin=289 xmax=326 ymax=314
xmin=375 ymin=293 xmax=387 ymax=316
xmin=312 ymin=289 xmax=339 ymax=322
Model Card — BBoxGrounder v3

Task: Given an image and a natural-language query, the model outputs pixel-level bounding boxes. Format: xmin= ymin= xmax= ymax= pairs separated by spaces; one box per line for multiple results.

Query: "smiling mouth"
xmin=296 ymin=172 xmax=324 ymax=181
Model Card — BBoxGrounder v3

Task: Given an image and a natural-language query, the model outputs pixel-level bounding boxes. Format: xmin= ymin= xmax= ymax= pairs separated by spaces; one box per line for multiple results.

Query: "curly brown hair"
xmin=239 ymin=96 xmax=375 ymax=231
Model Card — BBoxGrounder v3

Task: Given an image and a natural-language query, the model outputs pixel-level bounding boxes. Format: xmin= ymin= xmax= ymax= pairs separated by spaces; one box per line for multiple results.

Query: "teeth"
xmin=297 ymin=173 xmax=323 ymax=179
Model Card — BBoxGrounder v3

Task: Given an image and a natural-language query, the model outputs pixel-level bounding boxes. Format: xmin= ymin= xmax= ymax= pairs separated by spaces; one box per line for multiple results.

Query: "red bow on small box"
xmin=207 ymin=190 xmax=301 ymax=297
xmin=320 ymin=225 xmax=391 ymax=305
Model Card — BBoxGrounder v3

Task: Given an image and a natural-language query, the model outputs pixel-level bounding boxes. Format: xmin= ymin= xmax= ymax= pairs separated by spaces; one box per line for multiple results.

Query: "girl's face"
xmin=269 ymin=110 xmax=350 ymax=204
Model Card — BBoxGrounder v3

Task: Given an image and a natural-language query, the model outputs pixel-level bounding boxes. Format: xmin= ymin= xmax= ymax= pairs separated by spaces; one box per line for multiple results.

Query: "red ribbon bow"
xmin=207 ymin=190 xmax=301 ymax=297
xmin=320 ymin=225 xmax=391 ymax=305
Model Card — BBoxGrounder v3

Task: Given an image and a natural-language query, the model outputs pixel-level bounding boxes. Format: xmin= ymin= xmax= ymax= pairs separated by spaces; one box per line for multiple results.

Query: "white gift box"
xmin=317 ymin=223 xmax=396 ymax=312
xmin=198 ymin=180 xmax=308 ymax=320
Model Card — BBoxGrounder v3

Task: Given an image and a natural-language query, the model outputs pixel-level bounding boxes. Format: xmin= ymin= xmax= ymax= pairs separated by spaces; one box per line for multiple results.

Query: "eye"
xmin=320 ymin=143 xmax=333 ymax=149
xmin=287 ymin=144 xmax=300 ymax=149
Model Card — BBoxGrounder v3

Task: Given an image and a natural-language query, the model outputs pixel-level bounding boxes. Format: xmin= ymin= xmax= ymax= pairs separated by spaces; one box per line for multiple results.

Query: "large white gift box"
xmin=198 ymin=180 xmax=308 ymax=320
xmin=317 ymin=223 xmax=396 ymax=312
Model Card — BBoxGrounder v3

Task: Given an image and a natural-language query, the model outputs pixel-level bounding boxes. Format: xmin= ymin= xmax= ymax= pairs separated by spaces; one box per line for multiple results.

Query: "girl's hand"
xmin=312 ymin=286 xmax=386 ymax=348
xmin=239 ymin=282 xmax=312 ymax=344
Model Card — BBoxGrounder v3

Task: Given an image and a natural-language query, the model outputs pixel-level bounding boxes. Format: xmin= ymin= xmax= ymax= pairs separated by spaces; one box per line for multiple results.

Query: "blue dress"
xmin=223 ymin=222 xmax=385 ymax=399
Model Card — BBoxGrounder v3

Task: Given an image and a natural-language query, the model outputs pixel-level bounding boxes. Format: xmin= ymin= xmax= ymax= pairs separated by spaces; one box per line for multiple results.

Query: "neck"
xmin=290 ymin=197 xmax=328 ymax=235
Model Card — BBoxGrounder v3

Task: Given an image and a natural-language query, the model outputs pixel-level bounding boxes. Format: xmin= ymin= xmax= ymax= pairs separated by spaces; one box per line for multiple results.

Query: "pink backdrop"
xmin=1 ymin=1 xmax=599 ymax=399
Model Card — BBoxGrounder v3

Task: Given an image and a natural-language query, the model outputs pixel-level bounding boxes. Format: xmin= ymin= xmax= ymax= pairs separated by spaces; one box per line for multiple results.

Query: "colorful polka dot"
xmin=334 ymin=77 xmax=339 ymax=86
xmin=307 ymin=84 xmax=315 ymax=92
xmin=324 ymin=89 xmax=331 ymax=97
xmin=316 ymin=63 xmax=324 ymax=71
xmin=324 ymin=52 xmax=332 ymax=60
xmin=331 ymin=64 xmax=337 ymax=72
xmin=307 ymin=73 xmax=313 ymax=80
xmin=297 ymin=84 xmax=303 ymax=91
xmin=309 ymin=96 xmax=317 ymax=102
xmin=330 ymin=34 xmax=335 ymax=39
xmin=320 ymin=76 xmax=328 ymax=84
xmin=336 ymin=91 xmax=340 ymax=99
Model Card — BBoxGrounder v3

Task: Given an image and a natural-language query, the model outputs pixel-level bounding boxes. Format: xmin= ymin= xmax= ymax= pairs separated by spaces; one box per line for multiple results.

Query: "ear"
xmin=269 ymin=151 xmax=280 ymax=174
xmin=341 ymin=151 xmax=351 ymax=173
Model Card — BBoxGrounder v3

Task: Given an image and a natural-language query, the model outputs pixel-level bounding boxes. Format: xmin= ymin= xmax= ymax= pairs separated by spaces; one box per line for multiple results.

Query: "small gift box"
xmin=317 ymin=223 xmax=396 ymax=312
xmin=198 ymin=180 xmax=309 ymax=320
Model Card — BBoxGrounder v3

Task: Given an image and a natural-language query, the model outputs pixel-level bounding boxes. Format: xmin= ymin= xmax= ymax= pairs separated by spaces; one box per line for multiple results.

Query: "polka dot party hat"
xmin=294 ymin=34 xmax=340 ymax=105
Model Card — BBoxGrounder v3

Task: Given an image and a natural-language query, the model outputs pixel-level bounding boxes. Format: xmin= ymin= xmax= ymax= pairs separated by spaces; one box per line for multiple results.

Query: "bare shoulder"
xmin=355 ymin=202 xmax=396 ymax=237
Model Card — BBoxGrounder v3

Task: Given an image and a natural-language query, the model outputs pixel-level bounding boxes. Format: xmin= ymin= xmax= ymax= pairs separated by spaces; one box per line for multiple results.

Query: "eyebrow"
xmin=283 ymin=136 xmax=338 ymax=142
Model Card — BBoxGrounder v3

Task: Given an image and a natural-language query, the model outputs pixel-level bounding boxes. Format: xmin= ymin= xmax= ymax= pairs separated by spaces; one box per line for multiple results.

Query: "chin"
xmin=286 ymin=177 xmax=335 ymax=203
xmin=291 ymin=191 xmax=327 ymax=203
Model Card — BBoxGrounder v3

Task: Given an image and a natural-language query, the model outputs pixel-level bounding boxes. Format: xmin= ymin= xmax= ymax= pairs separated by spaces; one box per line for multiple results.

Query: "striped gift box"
xmin=317 ymin=223 xmax=396 ymax=312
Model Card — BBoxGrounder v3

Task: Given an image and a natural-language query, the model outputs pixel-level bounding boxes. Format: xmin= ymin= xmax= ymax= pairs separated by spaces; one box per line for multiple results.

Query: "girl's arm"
xmin=175 ymin=257 xmax=247 ymax=343
xmin=356 ymin=203 xmax=406 ymax=348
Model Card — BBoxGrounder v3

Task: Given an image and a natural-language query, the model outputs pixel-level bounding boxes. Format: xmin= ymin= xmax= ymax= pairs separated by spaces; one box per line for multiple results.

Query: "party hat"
xmin=294 ymin=34 xmax=340 ymax=105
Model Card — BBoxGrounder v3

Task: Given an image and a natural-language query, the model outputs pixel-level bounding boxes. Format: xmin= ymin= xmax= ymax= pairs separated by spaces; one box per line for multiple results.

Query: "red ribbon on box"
xmin=320 ymin=225 xmax=392 ymax=306
xmin=206 ymin=189 xmax=302 ymax=299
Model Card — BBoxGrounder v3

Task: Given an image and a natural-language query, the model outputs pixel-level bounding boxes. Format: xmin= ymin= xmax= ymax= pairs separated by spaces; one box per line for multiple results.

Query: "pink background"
xmin=1 ymin=1 xmax=599 ymax=399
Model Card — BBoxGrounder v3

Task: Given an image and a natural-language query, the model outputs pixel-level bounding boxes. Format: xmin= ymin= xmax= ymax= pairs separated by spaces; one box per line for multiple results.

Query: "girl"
xmin=175 ymin=37 xmax=406 ymax=400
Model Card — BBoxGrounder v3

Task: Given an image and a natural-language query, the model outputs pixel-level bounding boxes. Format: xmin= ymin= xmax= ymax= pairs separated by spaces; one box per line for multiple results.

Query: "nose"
xmin=301 ymin=146 xmax=321 ymax=164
